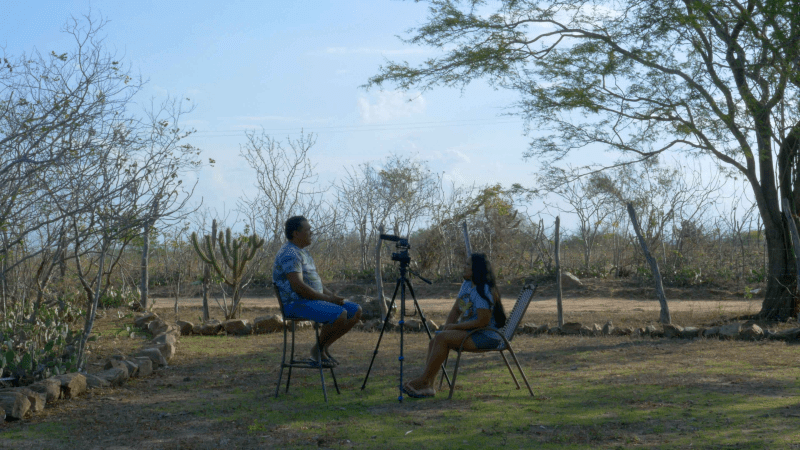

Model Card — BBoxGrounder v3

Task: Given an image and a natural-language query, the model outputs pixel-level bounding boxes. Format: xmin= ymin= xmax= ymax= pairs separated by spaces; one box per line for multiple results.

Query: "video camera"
xmin=380 ymin=233 xmax=411 ymax=265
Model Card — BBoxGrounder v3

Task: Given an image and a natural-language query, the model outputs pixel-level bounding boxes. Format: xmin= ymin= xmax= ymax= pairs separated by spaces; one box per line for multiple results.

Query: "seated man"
xmin=273 ymin=215 xmax=362 ymax=366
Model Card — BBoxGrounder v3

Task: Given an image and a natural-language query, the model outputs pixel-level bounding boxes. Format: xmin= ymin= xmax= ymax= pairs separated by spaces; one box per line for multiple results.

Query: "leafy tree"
xmin=368 ymin=0 xmax=800 ymax=319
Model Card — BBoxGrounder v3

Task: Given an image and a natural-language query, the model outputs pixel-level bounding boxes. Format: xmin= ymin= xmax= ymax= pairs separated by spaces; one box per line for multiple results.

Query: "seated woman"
xmin=402 ymin=253 xmax=506 ymax=398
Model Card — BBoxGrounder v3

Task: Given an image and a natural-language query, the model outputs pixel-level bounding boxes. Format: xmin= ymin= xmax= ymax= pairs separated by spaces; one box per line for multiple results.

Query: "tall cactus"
xmin=191 ymin=227 xmax=264 ymax=319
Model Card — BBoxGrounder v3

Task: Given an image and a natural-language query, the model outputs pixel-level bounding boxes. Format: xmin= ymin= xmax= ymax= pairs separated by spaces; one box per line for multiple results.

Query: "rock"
xmin=194 ymin=320 xmax=223 ymax=335
xmin=360 ymin=318 xmax=383 ymax=331
xmin=602 ymin=321 xmax=614 ymax=336
xmin=134 ymin=311 xmax=158 ymax=329
xmin=768 ymin=327 xmax=800 ymax=340
xmin=739 ymin=323 xmax=764 ymax=340
xmin=521 ymin=323 xmax=538 ymax=334
xmin=402 ymin=319 xmax=423 ymax=332
xmin=561 ymin=322 xmax=583 ymax=335
xmin=151 ymin=332 xmax=177 ymax=346
xmin=663 ymin=324 xmax=684 ymax=338
xmin=95 ymin=368 xmax=128 ymax=386
xmin=28 ymin=379 xmax=61 ymax=403
xmin=681 ymin=327 xmax=702 ymax=338
xmin=560 ymin=271 xmax=583 ymax=289
xmin=426 ymin=319 xmax=439 ymax=332
xmin=104 ymin=359 xmax=131 ymax=378
xmin=703 ymin=326 xmax=720 ymax=337
xmin=147 ymin=342 xmax=176 ymax=362
xmin=14 ymin=388 xmax=45 ymax=413
xmin=719 ymin=323 xmax=742 ymax=338
xmin=644 ymin=325 xmax=657 ymax=335
xmin=0 ymin=407 xmax=4 ymax=421
xmin=253 ymin=315 xmax=284 ymax=334
xmin=135 ymin=348 xmax=167 ymax=369
xmin=547 ymin=326 xmax=562 ymax=335
xmin=591 ymin=324 xmax=602 ymax=335
xmin=612 ymin=327 xmax=634 ymax=336
xmin=53 ymin=373 xmax=87 ymax=399
xmin=0 ymin=391 xmax=31 ymax=420
xmin=535 ymin=324 xmax=550 ymax=335
xmin=147 ymin=319 xmax=165 ymax=334
xmin=222 ymin=319 xmax=252 ymax=335
xmin=176 ymin=320 xmax=194 ymax=336
xmin=134 ymin=357 xmax=153 ymax=377
xmin=346 ymin=295 xmax=387 ymax=321
xmin=85 ymin=373 xmax=111 ymax=389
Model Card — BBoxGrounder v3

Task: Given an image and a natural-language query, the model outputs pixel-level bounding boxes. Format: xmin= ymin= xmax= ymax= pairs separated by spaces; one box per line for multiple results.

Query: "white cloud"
xmin=357 ymin=91 xmax=426 ymax=123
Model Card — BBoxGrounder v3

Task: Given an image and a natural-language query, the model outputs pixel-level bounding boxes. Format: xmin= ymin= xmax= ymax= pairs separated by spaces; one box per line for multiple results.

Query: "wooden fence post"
xmin=627 ymin=203 xmax=671 ymax=324
xmin=555 ymin=216 xmax=563 ymax=327
xmin=375 ymin=224 xmax=388 ymax=319
xmin=461 ymin=221 xmax=472 ymax=257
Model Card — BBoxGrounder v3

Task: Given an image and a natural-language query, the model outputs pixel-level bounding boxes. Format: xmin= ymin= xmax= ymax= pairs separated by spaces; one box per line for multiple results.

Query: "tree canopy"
xmin=369 ymin=0 xmax=800 ymax=319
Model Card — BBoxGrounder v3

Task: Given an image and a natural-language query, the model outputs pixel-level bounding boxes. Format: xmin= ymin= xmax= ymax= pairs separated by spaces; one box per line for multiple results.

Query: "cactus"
xmin=191 ymin=225 xmax=264 ymax=319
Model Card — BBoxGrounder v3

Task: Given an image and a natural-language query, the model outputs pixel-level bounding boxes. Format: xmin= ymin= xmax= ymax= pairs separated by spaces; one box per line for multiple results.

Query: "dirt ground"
xmin=0 ymin=279 xmax=784 ymax=449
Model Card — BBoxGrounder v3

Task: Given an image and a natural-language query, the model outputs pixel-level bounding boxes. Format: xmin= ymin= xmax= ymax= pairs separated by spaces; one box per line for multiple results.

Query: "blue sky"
xmin=3 ymin=0 xmax=741 ymax=233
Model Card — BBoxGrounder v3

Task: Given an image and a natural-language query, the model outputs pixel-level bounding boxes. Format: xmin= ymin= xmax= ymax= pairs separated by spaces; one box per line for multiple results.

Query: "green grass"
xmin=5 ymin=330 xmax=800 ymax=449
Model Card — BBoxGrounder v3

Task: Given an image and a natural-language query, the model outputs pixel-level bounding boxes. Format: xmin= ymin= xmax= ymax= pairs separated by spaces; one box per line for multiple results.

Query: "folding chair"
xmin=439 ymin=284 xmax=538 ymax=399
xmin=273 ymin=283 xmax=339 ymax=402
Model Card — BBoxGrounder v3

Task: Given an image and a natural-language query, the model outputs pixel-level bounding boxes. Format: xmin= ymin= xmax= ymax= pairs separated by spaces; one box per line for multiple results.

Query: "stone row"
xmin=516 ymin=320 xmax=796 ymax=341
xmin=0 ymin=311 xmax=182 ymax=421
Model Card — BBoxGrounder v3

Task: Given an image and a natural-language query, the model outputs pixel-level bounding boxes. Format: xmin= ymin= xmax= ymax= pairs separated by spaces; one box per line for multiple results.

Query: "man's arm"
xmin=286 ymin=272 xmax=344 ymax=305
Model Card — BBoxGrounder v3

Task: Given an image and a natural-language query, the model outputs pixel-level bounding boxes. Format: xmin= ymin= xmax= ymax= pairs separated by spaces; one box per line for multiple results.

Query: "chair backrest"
xmin=499 ymin=284 xmax=538 ymax=342
xmin=272 ymin=282 xmax=288 ymax=318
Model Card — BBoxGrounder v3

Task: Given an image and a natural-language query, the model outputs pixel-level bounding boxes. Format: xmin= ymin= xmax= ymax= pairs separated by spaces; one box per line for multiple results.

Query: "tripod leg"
xmin=361 ymin=278 xmax=401 ymax=390
xmin=406 ymin=278 xmax=452 ymax=388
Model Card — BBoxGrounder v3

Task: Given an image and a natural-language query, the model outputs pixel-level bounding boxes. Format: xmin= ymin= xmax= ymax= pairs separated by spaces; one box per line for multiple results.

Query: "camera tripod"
xmin=361 ymin=259 xmax=451 ymax=402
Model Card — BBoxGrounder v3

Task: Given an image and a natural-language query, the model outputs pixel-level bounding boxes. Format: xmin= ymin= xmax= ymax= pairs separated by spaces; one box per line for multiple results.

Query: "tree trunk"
xmin=139 ymin=221 xmax=151 ymax=311
xmin=628 ymin=203 xmax=671 ymax=324
xmin=202 ymin=262 xmax=210 ymax=322
xmin=781 ymin=198 xmax=800 ymax=315
xmin=759 ymin=220 xmax=797 ymax=319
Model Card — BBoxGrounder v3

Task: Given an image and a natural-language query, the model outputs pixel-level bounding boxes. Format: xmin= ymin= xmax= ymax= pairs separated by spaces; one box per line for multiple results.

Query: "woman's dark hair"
xmin=284 ymin=215 xmax=307 ymax=241
xmin=471 ymin=253 xmax=506 ymax=328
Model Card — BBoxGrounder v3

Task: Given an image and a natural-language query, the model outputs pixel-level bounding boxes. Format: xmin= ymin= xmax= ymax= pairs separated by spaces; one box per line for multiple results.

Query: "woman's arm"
xmin=443 ymin=308 xmax=491 ymax=331
xmin=444 ymin=299 xmax=461 ymax=325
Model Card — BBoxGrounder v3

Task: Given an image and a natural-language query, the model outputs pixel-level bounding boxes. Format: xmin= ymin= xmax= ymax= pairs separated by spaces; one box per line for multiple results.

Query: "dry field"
xmin=1 ymin=287 xmax=798 ymax=449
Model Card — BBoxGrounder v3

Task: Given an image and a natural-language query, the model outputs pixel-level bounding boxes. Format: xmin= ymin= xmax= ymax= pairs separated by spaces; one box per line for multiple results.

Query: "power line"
xmin=189 ymin=118 xmax=524 ymax=137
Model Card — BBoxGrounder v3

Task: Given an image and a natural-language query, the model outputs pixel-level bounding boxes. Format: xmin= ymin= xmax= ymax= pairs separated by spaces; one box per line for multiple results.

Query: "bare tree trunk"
xmin=202 ymin=262 xmax=210 ymax=322
xmin=555 ymin=216 xmax=563 ymax=327
xmin=77 ymin=239 xmax=108 ymax=371
xmin=201 ymin=219 xmax=217 ymax=322
xmin=375 ymin=224 xmax=388 ymax=319
xmin=628 ymin=203 xmax=671 ymax=324
xmin=140 ymin=221 xmax=151 ymax=310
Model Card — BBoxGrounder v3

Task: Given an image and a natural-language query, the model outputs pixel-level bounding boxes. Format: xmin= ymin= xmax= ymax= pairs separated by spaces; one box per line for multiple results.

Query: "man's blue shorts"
xmin=283 ymin=300 xmax=360 ymax=324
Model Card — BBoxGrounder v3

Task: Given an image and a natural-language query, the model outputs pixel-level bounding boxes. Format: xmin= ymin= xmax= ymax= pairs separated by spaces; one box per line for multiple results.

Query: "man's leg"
xmin=320 ymin=304 xmax=362 ymax=359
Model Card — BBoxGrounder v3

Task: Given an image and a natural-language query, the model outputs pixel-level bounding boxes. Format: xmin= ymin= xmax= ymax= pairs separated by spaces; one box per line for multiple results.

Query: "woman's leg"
xmin=406 ymin=330 xmax=479 ymax=391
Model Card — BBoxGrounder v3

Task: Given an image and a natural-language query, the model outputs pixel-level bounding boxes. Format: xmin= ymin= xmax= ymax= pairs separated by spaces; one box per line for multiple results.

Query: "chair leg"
xmin=314 ymin=325 xmax=328 ymax=402
xmin=505 ymin=344 xmax=534 ymax=396
xmin=275 ymin=324 xmax=289 ymax=398
xmin=499 ymin=351 xmax=521 ymax=389
xmin=447 ymin=350 xmax=463 ymax=400
xmin=438 ymin=353 xmax=449 ymax=390
xmin=286 ymin=322 xmax=296 ymax=393
xmin=329 ymin=367 xmax=340 ymax=394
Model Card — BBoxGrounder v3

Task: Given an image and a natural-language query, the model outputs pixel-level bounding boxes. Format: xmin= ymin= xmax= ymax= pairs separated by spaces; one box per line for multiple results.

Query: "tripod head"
xmin=380 ymin=233 xmax=411 ymax=265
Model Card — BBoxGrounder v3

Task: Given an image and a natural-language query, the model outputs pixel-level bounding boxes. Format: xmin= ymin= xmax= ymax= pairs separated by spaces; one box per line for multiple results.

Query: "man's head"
xmin=285 ymin=215 xmax=311 ymax=247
